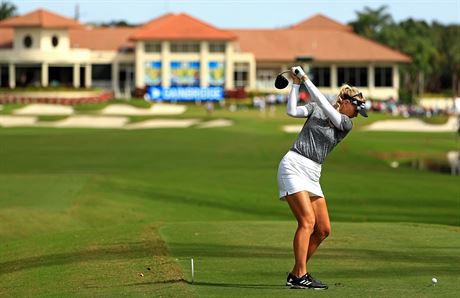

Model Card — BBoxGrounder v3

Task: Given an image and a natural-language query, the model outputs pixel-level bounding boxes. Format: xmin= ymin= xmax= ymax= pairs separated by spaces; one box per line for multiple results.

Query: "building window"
xmin=338 ymin=67 xmax=368 ymax=87
xmin=256 ymin=69 xmax=275 ymax=82
xmin=91 ymin=64 xmax=112 ymax=89
xmin=51 ymin=36 xmax=59 ymax=47
xmin=374 ymin=67 xmax=393 ymax=87
xmin=311 ymin=67 xmax=331 ymax=87
xmin=170 ymin=42 xmax=200 ymax=53
xmin=23 ymin=35 xmax=32 ymax=48
xmin=234 ymin=63 xmax=249 ymax=88
xmin=209 ymin=42 xmax=225 ymax=53
xmin=144 ymin=42 xmax=161 ymax=53
xmin=256 ymin=69 xmax=276 ymax=89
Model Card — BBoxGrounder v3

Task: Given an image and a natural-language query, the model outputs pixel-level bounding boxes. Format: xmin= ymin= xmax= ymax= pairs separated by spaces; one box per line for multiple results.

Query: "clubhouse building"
xmin=0 ymin=9 xmax=410 ymax=101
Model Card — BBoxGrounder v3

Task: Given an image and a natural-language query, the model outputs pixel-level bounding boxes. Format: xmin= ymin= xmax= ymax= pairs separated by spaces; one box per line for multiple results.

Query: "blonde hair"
xmin=334 ymin=84 xmax=365 ymax=111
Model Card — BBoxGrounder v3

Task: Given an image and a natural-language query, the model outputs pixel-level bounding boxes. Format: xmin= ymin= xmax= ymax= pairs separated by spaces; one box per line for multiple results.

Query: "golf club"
xmin=274 ymin=70 xmax=291 ymax=89
xmin=274 ymin=67 xmax=306 ymax=89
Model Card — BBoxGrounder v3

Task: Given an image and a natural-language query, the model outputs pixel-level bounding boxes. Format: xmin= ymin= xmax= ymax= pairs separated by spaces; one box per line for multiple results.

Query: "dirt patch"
xmin=70 ymin=225 xmax=193 ymax=297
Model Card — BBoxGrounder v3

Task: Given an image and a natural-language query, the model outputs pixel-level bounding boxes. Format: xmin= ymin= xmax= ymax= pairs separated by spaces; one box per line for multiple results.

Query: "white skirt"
xmin=277 ymin=150 xmax=324 ymax=200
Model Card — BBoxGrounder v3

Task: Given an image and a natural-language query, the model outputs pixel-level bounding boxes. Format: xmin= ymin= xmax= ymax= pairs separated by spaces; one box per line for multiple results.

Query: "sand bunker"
xmin=14 ymin=104 xmax=74 ymax=115
xmin=0 ymin=115 xmax=37 ymax=127
xmin=50 ymin=116 xmax=129 ymax=129
xmin=282 ymin=117 xmax=458 ymax=133
xmin=0 ymin=115 xmax=236 ymax=130
xmin=282 ymin=125 xmax=303 ymax=133
xmin=197 ymin=119 xmax=234 ymax=128
xmin=125 ymin=119 xmax=200 ymax=130
xmin=101 ymin=103 xmax=186 ymax=116
xmin=363 ymin=117 xmax=458 ymax=132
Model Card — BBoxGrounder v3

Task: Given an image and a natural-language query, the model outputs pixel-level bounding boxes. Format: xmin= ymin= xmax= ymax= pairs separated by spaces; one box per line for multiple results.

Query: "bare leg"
xmin=307 ymin=197 xmax=331 ymax=261
xmin=286 ymin=191 xmax=316 ymax=277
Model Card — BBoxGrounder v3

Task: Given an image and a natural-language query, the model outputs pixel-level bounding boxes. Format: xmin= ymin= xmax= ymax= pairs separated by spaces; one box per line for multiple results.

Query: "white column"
xmin=200 ymin=41 xmax=209 ymax=87
xmin=8 ymin=63 xmax=15 ymax=88
xmin=112 ymin=61 xmax=119 ymax=93
xmin=393 ymin=64 xmax=399 ymax=90
xmin=368 ymin=64 xmax=375 ymax=98
xmin=85 ymin=64 xmax=92 ymax=88
xmin=249 ymin=58 xmax=256 ymax=90
xmin=224 ymin=42 xmax=234 ymax=89
xmin=161 ymin=41 xmax=170 ymax=88
xmin=41 ymin=62 xmax=49 ymax=87
xmin=73 ymin=64 xmax=80 ymax=88
xmin=303 ymin=63 xmax=310 ymax=74
xmin=331 ymin=64 xmax=337 ymax=88
xmin=135 ymin=41 xmax=145 ymax=88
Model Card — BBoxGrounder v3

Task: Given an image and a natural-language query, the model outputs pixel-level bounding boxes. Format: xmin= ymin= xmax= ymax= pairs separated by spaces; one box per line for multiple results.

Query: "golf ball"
xmin=432 ymin=277 xmax=437 ymax=284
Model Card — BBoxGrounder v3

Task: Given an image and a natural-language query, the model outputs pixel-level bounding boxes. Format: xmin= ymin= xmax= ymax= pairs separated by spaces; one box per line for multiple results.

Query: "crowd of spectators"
xmin=252 ymin=92 xmax=460 ymax=118
xmin=368 ymin=97 xmax=459 ymax=118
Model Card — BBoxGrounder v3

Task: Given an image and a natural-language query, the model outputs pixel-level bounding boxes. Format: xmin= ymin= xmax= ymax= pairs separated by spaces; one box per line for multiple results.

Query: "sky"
xmin=11 ymin=0 xmax=460 ymax=28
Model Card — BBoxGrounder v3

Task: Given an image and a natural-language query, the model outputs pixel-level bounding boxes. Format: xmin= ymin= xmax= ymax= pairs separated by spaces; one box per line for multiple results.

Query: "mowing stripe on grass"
xmin=162 ymin=221 xmax=460 ymax=298
xmin=0 ymin=224 xmax=194 ymax=297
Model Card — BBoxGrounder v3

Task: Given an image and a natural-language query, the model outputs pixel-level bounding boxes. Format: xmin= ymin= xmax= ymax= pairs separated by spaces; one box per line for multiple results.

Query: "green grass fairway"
xmin=162 ymin=221 xmax=460 ymax=297
xmin=0 ymin=106 xmax=459 ymax=297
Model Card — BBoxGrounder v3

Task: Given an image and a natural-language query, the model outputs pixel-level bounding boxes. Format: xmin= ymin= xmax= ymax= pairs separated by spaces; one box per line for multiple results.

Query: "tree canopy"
xmin=349 ymin=5 xmax=460 ymax=101
xmin=0 ymin=0 xmax=17 ymax=20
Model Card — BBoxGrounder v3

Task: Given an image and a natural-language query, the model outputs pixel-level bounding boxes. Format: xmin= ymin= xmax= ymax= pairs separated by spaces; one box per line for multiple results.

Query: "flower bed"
xmin=0 ymin=91 xmax=113 ymax=105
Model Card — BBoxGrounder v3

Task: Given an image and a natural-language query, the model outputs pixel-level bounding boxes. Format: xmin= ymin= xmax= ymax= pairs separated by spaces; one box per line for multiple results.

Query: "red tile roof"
xmin=69 ymin=27 xmax=138 ymax=51
xmin=0 ymin=9 xmax=82 ymax=29
xmin=0 ymin=10 xmax=410 ymax=63
xmin=130 ymin=13 xmax=236 ymax=41
xmin=0 ymin=28 xmax=13 ymax=48
xmin=290 ymin=14 xmax=353 ymax=31
xmin=231 ymin=14 xmax=411 ymax=63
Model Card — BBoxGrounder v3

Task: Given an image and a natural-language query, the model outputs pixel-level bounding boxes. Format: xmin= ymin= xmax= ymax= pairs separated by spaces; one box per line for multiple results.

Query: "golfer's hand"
xmin=291 ymin=66 xmax=308 ymax=82
xmin=289 ymin=72 xmax=301 ymax=85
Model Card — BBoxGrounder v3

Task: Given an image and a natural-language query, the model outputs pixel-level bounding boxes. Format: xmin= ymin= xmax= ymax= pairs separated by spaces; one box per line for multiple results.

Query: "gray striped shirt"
xmin=290 ymin=102 xmax=353 ymax=164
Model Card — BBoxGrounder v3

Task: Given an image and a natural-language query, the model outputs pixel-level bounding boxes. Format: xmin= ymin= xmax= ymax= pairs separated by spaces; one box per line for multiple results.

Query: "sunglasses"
xmin=342 ymin=92 xmax=368 ymax=117
xmin=343 ymin=93 xmax=365 ymax=109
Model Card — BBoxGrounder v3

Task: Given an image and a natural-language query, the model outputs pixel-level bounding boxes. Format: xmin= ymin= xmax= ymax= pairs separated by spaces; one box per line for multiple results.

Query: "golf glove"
xmin=291 ymin=66 xmax=307 ymax=80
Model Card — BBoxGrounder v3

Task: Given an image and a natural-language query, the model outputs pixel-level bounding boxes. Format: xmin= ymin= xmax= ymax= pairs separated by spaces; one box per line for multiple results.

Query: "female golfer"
xmin=278 ymin=66 xmax=367 ymax=290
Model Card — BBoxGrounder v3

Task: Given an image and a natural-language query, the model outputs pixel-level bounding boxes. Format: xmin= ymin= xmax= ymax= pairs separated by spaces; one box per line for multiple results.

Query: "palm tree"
xmin=349 ymin=5 xmax=394 ymax=41
xmin=0 ymin=0 xmax=17 ymax=20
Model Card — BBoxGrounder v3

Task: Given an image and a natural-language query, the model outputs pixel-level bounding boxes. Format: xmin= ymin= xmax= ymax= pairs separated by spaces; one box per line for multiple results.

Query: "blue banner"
xmin=170 ymin=61 xmax=200 ymax=86
xmin=146 ymin=86 xmax=224 ymax=102
xmin=208 ymin=61 xmax=224 ymax=86
xmin=144 ymin=61 xmax=161 ymax=86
